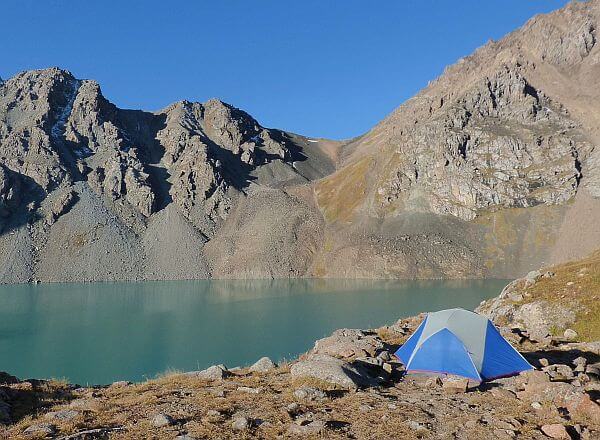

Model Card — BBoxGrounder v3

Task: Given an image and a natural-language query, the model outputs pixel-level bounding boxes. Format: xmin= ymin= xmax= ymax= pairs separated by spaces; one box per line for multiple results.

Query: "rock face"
xmin=374 ymin=66 xmax=581 ymax=221
xmin=313 ymin=0 xmax=600 ymax=278
xmin=0 ymin=67 xmax=333 ymax=282
xmin=2 ymin=1 xmax=600 ymax=282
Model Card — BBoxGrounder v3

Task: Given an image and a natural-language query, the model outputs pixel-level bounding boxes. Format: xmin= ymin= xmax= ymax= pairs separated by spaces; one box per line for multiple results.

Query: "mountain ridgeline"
xmin=2 ymin=1 xmax=600 ymax=282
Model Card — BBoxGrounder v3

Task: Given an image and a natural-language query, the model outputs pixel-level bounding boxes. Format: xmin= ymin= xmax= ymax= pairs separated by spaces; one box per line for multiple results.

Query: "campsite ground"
xmin=1 ymin=326 xmax=599 ymax=439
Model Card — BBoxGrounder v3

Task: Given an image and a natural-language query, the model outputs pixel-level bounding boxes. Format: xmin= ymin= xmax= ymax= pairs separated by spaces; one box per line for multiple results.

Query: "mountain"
xmin=312 ymin=0 xmax=600 ymax=278
xmin=2 ymin=0 xmax=600 ymax=282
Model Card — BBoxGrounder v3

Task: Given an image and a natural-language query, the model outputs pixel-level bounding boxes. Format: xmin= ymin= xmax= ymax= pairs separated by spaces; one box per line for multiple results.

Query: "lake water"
xmin=0 ymin=279 xmax=507 ymax=385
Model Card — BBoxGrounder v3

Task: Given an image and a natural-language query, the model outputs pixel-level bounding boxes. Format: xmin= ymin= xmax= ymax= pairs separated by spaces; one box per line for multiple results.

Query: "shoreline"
xmin=2 ymin=309 xmax=599 ymax=439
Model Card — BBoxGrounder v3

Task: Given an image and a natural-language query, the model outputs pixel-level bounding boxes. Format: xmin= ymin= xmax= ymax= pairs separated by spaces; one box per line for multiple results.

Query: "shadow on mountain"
xmin=0 ymin=169 xmax=45 ymax=237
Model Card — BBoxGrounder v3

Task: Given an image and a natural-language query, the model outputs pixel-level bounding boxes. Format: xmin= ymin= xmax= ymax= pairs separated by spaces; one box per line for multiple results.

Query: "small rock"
xmin=442 ymin=376 xmax=469 ymax=394
xmin=286 ymin=402 xmax=301 ymax=416
xmin=208 ymin=386 xmax=225 ymax=397
xmin=237 ymin=386 xmax=261 ymax=394
xmin=287 ymin=420 xmax=325 ymax=436
xmin=586 ymin=363 xmax=600 ymax=376
xmin=545 ymin=364 xmax=574 ymax=380
xmin=151 ymin=413 xmax=175 ymax=427
xmin=563 ymin=329 xmax=578 ymax=340
xmin=531 ymin=401 xmax=543 ymax=410
xmin=293 ymin=387 xmax=327 ymax=401
xmin=465 ymin=420 xmax=478 ymax=429
xmin=508 ymin=293 xmax=524 ymax=302
xmin=539 ymin=358 xmax=550 ymax=367
xmin=249 ymin=356 xmax=277 ymax=373
xmin=110 ymin=380 xmax=131 ymax=387
xmin=407 ymin=420 xmax=429 ymax=433
xmin=206 ymin=409 xmax=221 ymax=418
xmin=175 ymin=435 xmax=198 ymax=440
xmin=572 ymin=356 xmax=587 ymax=371
xmin=525 ymin=270 xmax=541 ymax=283
xmin=377 ymin=350 xmax=392 ymax=362
xmin=540 ymin=423 xmax=570 ymax=439
xmin=425 ymin=376 xmax=443 ymax=388
xmin=232 ymin=416 xmax=250 ymax=431
xmin=45 ymin=409 xmax=79 ymax=421
xmin=186 ymin=364 xmax=228 ymax=381
xmin=490 ymin=387 xmax=517 ymax=399
xmin=521 ymin=369 xmax=551 ymax=384
xmin=23 ymin=423 xmax=56 ymax=436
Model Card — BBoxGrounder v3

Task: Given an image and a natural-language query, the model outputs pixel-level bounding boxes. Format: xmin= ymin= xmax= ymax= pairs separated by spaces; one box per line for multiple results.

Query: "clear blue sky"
xmin=2 ymin=0 xmax=568 ymax=140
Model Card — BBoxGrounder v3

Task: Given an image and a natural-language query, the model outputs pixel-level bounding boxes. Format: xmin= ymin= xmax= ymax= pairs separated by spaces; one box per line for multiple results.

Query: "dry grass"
xmin=516 ymin=250 xmax=600 ymax=341
xmin=315 ymin=157 xmax=372 ymax=224
xmin=2 ymin=350 xmax=599 ymax=439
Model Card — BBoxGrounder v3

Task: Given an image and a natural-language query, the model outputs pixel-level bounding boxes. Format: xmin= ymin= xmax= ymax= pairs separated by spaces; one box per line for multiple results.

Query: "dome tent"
xmin=395 ymin=308 xmax=532 ymax=381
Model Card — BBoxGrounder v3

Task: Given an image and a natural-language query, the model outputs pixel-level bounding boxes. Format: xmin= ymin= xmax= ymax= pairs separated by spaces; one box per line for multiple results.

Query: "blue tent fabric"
xmin=407 ymin=329 xmax=481 ymax=380
xmin=394 ymin=308 xmax=532 ymax=382
xmin=395 ymin=317 xmax=426 ymax=364
xmin=480 ymin=321 xmax=533 ymax=380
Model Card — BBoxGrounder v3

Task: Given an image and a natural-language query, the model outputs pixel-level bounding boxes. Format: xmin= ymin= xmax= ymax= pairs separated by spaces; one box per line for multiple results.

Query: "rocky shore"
xmin=1 ymin=315 xmax=599 ymax=439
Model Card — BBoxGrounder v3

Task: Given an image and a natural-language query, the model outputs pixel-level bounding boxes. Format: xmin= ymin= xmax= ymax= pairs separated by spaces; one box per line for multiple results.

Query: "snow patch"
xmin=51 ymin=78 xmax=81 ymax=144
xmin=307 ymin=139 xmax=318 ymax=143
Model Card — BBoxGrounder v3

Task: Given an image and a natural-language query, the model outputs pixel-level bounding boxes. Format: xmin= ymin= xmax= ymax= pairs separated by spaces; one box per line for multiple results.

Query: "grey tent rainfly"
xmin=395 ymin=308 xmax=533 ymax=381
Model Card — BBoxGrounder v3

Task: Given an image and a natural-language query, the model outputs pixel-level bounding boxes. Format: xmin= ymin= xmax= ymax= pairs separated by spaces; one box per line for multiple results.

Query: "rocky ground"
xmin=2 ymin=254 xmax=599 ymax=439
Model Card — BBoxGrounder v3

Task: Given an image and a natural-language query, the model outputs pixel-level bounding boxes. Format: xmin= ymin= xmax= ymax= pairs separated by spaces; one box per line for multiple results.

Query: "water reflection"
xmin=0 ymin=279 xmax=507 ymax=384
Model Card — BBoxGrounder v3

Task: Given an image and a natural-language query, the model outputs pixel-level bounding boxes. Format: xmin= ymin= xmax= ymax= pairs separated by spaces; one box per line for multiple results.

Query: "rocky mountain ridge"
xmin=2 ymin=0 xmax=600 ymax=282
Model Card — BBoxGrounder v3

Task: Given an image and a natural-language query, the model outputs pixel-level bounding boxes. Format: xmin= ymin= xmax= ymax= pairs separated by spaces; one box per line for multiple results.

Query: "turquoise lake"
xmin=0 ymin=279 xmax=508 ymax=385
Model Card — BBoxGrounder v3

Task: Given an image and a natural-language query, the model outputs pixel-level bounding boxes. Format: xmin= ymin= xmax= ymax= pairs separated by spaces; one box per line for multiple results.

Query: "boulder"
xmin=290 ymin=354 xmax=379 ymax=389
xmin=563 ymin=392 xmax=600 ymax=424
xmin=249 ymin=357 xmax=277 ymax=373
xmin=312 ymin=329 xmax=384 ymax=359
